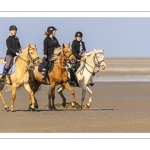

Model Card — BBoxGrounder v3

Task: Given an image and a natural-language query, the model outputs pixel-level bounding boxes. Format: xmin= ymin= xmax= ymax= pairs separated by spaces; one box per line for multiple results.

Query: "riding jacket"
xmin=43 ymin=36 xmax=60 ymax=58
xmin=6 ymin=35 xmax=21 ymax=57
xmin=71 ymin=40 xmax=86 ymax=60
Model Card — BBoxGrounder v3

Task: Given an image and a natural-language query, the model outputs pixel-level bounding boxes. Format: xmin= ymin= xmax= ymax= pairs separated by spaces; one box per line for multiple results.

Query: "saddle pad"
xmin=38 ymin=61 xmax=54 ymax=73
xmin=0 ymin=61 xmax=16 ymax=75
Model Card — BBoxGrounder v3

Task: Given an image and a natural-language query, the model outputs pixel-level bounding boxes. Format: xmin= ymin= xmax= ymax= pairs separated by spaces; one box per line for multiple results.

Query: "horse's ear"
xmin=93 ymin=48 xmax=97 ymax=52
xmin=28 ymin=43 xmax=31 ymax=48
xmin=68 ymin=42 xmax=70 ymax=48
xmin=34 ymin=44 xmax=36 ymax=48
xmin=62 ymin=43 xmax=65 ymax=48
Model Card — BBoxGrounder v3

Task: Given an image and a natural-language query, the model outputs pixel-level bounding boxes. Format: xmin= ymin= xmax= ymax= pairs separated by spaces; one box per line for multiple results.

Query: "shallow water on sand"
xmin=94 ymin=75 xmax=150 ymax=82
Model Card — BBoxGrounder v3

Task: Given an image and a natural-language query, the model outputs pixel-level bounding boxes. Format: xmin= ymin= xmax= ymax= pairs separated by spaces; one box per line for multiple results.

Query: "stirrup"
xmin=0 ymin=77 xmax=5 ymax=82
xmin=41 ymin=78 xmax=46 ymax=84
xmin=69 ymin=80 xmax=75 ymax=85
xmin=90 ymin=82 xmax=95 ymax=86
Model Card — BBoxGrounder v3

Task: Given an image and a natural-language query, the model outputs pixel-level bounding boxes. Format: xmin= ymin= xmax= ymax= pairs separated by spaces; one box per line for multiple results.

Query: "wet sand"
xmin=0 ymin=58 xmax=150 ymax=132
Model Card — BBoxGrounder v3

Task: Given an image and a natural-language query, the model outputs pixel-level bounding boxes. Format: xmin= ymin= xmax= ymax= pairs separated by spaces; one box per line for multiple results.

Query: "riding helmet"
xmin=47 ymin=26 xmax=57 ymax=32
xmin=9 ymin=25 xmax=18 ymax=31
xmin=75 ymin=31 xmax=83 ymax=37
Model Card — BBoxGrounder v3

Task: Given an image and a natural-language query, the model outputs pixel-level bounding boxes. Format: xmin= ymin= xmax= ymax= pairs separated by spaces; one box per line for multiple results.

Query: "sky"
xmin=0 ymin=17 xmax=150 ymax=58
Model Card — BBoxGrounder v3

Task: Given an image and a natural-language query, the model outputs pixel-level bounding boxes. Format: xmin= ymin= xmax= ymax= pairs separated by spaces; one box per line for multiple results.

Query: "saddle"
xmin=0 ymin=56 xmax=17 ymax=75
xmin=38 ymin=61 xmax=54 ymax=73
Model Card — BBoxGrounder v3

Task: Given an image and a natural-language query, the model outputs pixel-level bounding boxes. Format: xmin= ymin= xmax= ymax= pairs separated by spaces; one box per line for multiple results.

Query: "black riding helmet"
xmin=47 ymin=26 xmax=57 ymax=32
xmin=75 ymin=31 xmax=83 ymax=37
xmin=9 ymin=25 xmax=17 ymax=31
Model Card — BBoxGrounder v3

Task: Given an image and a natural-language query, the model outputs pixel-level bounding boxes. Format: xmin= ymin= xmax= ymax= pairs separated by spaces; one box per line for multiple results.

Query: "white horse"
xmin=57 ymin=49 xmax=106 ymax=109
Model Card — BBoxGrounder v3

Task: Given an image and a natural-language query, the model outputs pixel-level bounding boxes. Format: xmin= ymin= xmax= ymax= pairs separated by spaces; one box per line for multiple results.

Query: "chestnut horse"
xmin=0 ymin=44 xmax=40 ymax=112
xmin=29 ymin=43 xmax=77 ymax=110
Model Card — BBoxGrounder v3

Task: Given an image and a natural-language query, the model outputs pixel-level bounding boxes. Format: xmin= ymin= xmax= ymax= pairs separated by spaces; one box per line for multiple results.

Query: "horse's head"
xmin=27 ymin=43 xmax=40 ymax=65
xmin=93 ymin=49 xmax=106 ymax=70
xmin=62 ymin=43 xmax=76 ymax=63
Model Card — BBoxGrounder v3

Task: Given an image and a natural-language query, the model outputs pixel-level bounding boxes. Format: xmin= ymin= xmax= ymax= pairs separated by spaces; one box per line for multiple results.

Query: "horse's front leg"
xmin=79 ymin=80 xmax=92 ymax=109
xmin=50 ymin=82 xmax=57 ymax=110
xmin=23 ymin=83 xmax=35 ymax=111
xmin=0 ymin=82 xmax=9 ymax=111
xmin=57 ymin=85 xmax=66 ymax=108
xmin=48 ymin=88 xmax=52 ymax=110
xmin=11 ymin=83 xmax=17 ymax=112
xmin=0 ymin=91 xmax=9 ymax=111
xmin=62 ymin=82 xmax=76 ymax=108
xmin=29 ymin=81 xmax=41 ymax=110
xmin=81 ymin=89 xmax=86 ymax=109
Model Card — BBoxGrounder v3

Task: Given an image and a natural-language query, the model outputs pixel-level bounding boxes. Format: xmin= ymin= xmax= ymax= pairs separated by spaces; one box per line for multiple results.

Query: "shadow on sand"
xmin=1 ymin=108 xmax=116 ymax=112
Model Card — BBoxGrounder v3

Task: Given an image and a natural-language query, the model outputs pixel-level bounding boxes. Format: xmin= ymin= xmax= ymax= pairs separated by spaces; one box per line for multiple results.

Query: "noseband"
xmin=93 ymin=53 xmax=105 ymax=66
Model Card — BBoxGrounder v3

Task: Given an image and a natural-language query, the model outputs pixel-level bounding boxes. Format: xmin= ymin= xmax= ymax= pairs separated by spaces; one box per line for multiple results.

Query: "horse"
xmin=0 ymin=44 xmax=40 ymax=112
xmin=57 ymin=49 xmax=106 ymax=109
xmin=28 ymin=43 xmax=77 ymax=110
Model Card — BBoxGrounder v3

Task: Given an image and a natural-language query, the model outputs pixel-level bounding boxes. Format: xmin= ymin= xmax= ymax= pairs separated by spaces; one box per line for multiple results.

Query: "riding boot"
xmin=41 ymin=68 xmax=46 ymax=84
xmin=0 ymin=67 xmax=9 ymax=82
xmin=90 ymin=82 xmax=95 ymax=86
xmin=68 ymin=68 xmax=75 ymax=85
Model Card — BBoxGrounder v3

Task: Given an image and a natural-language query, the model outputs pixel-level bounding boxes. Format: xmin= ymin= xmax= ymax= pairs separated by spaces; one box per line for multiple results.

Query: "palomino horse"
xmin=57 ymin=49 xmax=106 ymax=109
xmin=0 ymin=44 xmax=40 ymax=112
xmin=28 ymin=43 xmax=77 ymax=110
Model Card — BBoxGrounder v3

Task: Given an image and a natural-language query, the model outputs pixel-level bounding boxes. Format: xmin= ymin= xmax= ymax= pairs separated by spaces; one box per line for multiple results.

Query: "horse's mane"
xmin=50 ymin=47 xmax=62 ymax=61
xmin=81 ymin=49 xmax=104 ymax=57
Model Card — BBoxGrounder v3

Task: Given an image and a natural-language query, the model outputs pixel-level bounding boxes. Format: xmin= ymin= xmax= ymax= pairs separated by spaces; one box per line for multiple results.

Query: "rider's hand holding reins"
xmin=81 ymin=57 xmax=86 ymax=62
xmin=16 ymin=52 xmax=20 ymax=56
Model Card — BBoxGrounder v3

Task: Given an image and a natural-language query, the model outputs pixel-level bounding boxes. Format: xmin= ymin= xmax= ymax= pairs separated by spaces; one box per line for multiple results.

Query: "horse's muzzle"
xmin=100 ymin=61 xmax=106 ymax=70
xmin=68 ymin=54 xmax=76 ymax=63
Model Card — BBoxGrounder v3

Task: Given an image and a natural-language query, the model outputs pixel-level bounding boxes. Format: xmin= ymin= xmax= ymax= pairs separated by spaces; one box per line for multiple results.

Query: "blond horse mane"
xmin=50 ymin=47 xmax=62 ymax=61
xmin=81 ymin=49 xmax=104 ymax=57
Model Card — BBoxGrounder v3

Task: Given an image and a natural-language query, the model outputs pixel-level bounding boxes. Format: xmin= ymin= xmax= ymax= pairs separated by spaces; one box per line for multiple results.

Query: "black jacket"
xmin=43 ymin=36 xmax=60 ymax=58
xmin=71 ymin=40 xmax=86 ymax=60
xmin=6 ymin=35 xmax=21 ymax=57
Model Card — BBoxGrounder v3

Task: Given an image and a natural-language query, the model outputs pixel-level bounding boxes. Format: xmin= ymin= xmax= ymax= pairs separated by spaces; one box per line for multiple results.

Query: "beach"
xmin=0 ymin=58 xmax=150 ymax=132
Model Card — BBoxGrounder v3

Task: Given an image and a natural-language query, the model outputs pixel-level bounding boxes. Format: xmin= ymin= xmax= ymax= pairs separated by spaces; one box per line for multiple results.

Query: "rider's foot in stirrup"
xmin=41 ymin=78 xmax=46 ymax=84
xmin=90 ymin=82 xmax=95 ymax=86
xmin=0 ymin=76 xmax=5 ymax=82
xmin=69 ymin=80 xmax=75 ymax=85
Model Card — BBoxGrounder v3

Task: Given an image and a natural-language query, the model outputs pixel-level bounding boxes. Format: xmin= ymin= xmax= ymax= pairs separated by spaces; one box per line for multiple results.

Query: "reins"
xmin=18 ymin=48 xmax=39 ymax=70
xmin=76 ymin=52 xmax=104 ymax=75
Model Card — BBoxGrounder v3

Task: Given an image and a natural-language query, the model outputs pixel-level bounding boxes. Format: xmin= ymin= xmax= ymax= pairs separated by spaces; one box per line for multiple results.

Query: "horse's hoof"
xmin=81 ymin=106 xmax=87 ymax=110
xmin=71 ymin=102 xmax=76 ymax=108
xmin=49 ymin=107 xmax=53 ymax=110
xmin=31 ymin=108 xmax=35 ymax=111
xmin=30 ymin=106 xmax=35 ymax=111
xmin=11 ymin=109 xmax=16 ymax=112
xmin=5 ymin=107 xmax=9 ymax=111
xmin=28 ymin=104 xmax=31 ymax=110
xmin=52 ymin=107 xmax=57 ymax=111
xmin=34 ymin=104 xmax=38 ymax=109
xmin=62 ymin=102 xmax=66 ymax=108
xmin=86 ymin=102 xmax=91 ymax=109
xmin=86 ymin=105 xmax=90 ymax=109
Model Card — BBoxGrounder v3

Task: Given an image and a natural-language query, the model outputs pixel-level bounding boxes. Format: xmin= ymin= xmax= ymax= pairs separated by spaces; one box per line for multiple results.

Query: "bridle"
xmin=27 ymin=48 xmax=39 ymax=65
xmin=93 ymin=52 xmax=105 ymax=66
xmin=79 ymin=52 xmax=105 ymax=75
xmin=18 ymin=48 xmax=39 ymax=70
xmin=57 ymin=48 xmax=75 ymax=69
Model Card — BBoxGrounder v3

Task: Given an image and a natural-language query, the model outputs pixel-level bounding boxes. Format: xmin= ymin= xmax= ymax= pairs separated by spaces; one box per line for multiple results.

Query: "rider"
xmin=0 ymin=25 xmax=21 ymax=82
xmin=69 ymin=31 xmax=94 ymax=86
xmin=41 ymin=26 xmax=60 ymax=83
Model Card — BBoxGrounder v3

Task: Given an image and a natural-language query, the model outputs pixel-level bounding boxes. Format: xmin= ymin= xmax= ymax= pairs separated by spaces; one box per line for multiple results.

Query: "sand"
xmin=0 ymin=58 xmax=150 ymax=133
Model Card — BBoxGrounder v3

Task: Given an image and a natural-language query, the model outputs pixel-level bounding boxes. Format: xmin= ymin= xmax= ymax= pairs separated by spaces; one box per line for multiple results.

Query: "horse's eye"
xmin=31 ymin=53 xmax=33 ymax=55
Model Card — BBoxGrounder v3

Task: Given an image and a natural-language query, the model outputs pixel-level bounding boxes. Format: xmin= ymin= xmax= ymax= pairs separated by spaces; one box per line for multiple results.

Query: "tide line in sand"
xmin=94 ymin=75 xmax=150 ymax=82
